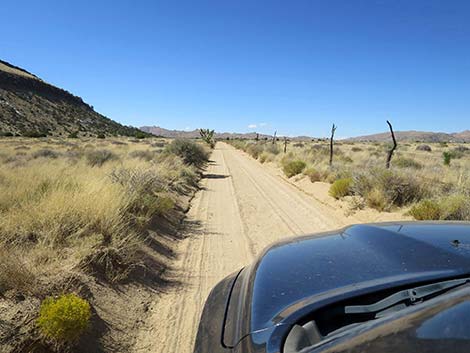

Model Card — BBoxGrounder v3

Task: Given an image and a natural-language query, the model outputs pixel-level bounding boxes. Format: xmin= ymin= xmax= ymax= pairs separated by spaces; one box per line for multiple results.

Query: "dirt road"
xmin=134 ymin=142 xmax=351 ymax=353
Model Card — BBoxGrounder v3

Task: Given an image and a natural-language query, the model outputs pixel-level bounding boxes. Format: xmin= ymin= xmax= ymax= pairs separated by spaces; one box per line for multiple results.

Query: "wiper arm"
xmin=345 ymin=277 xmax=470 ymax=314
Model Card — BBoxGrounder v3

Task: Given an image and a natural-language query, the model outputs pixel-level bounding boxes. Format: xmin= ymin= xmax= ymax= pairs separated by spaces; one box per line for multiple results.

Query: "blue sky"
xmin=2 ymin=0 xmax=470 ymax=137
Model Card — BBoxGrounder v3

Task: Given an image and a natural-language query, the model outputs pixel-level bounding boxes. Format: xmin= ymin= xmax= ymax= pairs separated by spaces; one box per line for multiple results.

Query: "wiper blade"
xmin=345 ymin=277 xmax=470 ymax=314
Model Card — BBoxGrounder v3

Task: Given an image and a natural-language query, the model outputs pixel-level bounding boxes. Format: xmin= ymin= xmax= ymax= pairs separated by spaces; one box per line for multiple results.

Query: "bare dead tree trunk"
xmin=284 ymin=137 xmax=287 ymax=153
xmin=272 ymin=131 xmax=277 ymax=145
xmin=329 ymin=124 xmax=337 ymax=167
xmin=385 ymin=120 xmax=397 ymax=169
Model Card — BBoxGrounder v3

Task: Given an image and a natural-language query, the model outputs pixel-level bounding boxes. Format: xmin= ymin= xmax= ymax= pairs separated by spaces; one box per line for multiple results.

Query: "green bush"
xmin=409 ymin=200 xmax=441 ymax=220
xmin=85 ymin=149 xmax=118 ymax=167
xmin=443 ymin=151 xmax=452 ymax=166
xmin=37 ymin=294 xmax=91 ymax=342
xmin=68 ymin=131 xmax=79 ymax=139
xmin=283 ymin=160 xmax=306 ymax=177
xmin=165 ymin=139 xmax=209 ymax=167
xmin=329 ymin=177 xmax=353 ymax=199
xmin=409 ymin=196 xmax=470 ymax=221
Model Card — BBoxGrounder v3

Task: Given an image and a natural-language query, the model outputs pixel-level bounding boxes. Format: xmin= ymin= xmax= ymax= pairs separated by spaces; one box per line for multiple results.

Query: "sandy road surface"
xmin=134 ymin=142 xmax=352 ymax=353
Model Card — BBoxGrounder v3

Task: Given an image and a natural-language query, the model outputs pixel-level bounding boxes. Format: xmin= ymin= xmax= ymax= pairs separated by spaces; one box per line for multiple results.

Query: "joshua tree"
xmin=329 ymin=123 xmax=337 ymax=167
xmin=199 ymin=128 xmax=215 ymax=148
xmin=385 ymin=120 xmax=397 ymax=169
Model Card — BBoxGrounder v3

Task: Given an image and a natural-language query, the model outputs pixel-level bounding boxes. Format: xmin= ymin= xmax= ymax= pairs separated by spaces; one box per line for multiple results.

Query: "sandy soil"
xmin=133 ymin=142 xmax=366 ymax=353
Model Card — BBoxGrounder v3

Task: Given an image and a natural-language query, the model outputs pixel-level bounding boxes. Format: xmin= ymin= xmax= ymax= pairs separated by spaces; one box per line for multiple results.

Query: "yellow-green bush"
xmin=37 ymin=294 xmax=91 ymax=342
xmin=409 ymin=200 xmax=441 ymax=220
xmin=409 ymin=195 xmax=470 ymax=221
xmin=283 ymin=160 xmax=306 ymax=178
xmin=329 ymin=177 xmax=353 ymax=199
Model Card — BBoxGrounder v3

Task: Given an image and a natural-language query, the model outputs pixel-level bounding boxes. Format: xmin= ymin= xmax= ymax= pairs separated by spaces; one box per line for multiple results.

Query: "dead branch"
xmin=385 ymin=120 xmax=397 ymax=169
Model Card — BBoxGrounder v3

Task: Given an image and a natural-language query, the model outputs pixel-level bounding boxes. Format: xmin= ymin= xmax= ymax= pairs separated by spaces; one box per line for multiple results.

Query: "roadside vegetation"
xmin=0 ymin=136 xmax=209 ymax=351
xmin=228 ymin=139 xmax=470 ymax=220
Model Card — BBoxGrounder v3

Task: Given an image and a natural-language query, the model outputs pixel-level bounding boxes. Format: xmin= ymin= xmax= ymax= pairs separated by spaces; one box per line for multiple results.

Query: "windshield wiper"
xmin=345 ymin=277 xmax=470 ymax=315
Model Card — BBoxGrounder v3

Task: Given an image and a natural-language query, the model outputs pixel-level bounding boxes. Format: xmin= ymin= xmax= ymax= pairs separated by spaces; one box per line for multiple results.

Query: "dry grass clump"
xmin=329 ymin=178 xmax=353 ymax=199
xmin=283 ymin=160 xmax=306 ymax=177
xmin=0 ymin=137 xmax=206 ymax=297
xmin=165 ymin=138 xmax=209 ymax=167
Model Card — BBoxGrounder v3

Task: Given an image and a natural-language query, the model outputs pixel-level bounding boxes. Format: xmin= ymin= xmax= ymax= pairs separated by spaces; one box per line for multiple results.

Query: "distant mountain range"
xmin=141 ymin=126 xmax=470 ymax=143
xmin=346 ymin=130 xmax=470 ymax=143
xmin=140 ymin=126 xmax=274 ymax=140
xmin=0 ymin=59 xmax=148 ymax=137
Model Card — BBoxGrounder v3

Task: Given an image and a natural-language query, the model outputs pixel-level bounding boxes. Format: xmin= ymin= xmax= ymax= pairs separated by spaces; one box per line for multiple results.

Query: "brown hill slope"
xmin=0 ymin=59 xmax=147 ymax=137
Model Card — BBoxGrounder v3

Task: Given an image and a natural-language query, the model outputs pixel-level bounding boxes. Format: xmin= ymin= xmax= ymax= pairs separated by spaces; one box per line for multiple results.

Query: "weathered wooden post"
xmin=329 ymin=123 xmax=337 ymax=167
xmin=284 ymin=136 xmax=287 ymax=153
xmin=385 ymin=120 xmax=397 ymax=169
xmin=255 ymin=133 xmax=259 ymax=142
xmin=272 ymin=131 xmax=277 ymax=145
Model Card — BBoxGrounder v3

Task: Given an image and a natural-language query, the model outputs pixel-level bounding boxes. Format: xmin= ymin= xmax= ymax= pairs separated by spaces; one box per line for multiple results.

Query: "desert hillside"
xmin=0 ymin=59 xmax=147 ymax=137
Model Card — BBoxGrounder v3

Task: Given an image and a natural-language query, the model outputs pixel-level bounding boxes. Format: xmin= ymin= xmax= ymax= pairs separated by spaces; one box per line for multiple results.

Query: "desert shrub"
xmin=151 ymin=141 xmax=166 ymax=148
xmin=409 ymin=195 xmax=470 ymax=221
xmin=353 ymin=168 xmax=425 ymax=211
xmin=32 ymin=149 xmax=60 ymax=159
xmin=443 ymin=151 xmax=452 ymax=166
xmin=454 ymin=145 xmax=469 ymax=153
xmin=68 ymin=131 xmax=79 ymax=138
xmin=393 ymin=157 xmax=422 ymax=169
xmin=409 ymin=200 xmax=441 ymax=220
xmin=293 ymin=142 xmax=304 ymax=148
xmin=303 ymin=167 xmax=322 ymax=182
xmin=37 ymin=294 xmax=91 ymax=343
xmin=365 ymin=188 xmax=388 ymax=211
xmin=110 ymin=168 xmax=175 ymax=224
xmin=265 ymin=143 xmax=280 ymax=155
xmin=85 ymin=149 xmax=118 ymax=166
xmin=0 ymin=246 xmax=34 ymax=294
xmin=283 ymin=160 xmax=306 ymax=177
xmin=416 ymin=144 xmax=432 ymax=152
xmin=351 ymin=146 xmax=363 ymax=152
xmin=22 ymin=130 xmax=47 ymax=138
xmin=165 ymin=139 xmax=208 ymax=167
xmin=259 ymin=152 xmax=273 ymax=164
xmin=110 ymin=140 xmax=127 ymax=145
xmin=129 ymin=150 xmax=156 ymax=161
xmin=439 ymin=195 xmax=470 ymax=220
xmin=134 ymin=131 xmax=148 ymax=139
xmin=329 ymin=178 xmax=353 ymax=199
xmin=340 ymin=156 xmax=353 ymax=164
xmin=97 ymin=133 xmax=106 ymax=139
xmin=246 ymin=144 xmax=264 ymax=159
xmin=0 ymin=131 xmax=14 ymax=137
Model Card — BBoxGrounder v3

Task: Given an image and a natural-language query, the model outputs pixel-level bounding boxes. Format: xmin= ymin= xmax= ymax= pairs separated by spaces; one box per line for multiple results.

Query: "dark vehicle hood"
xmin=224 ymin=223 xmax=470 ymax=348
